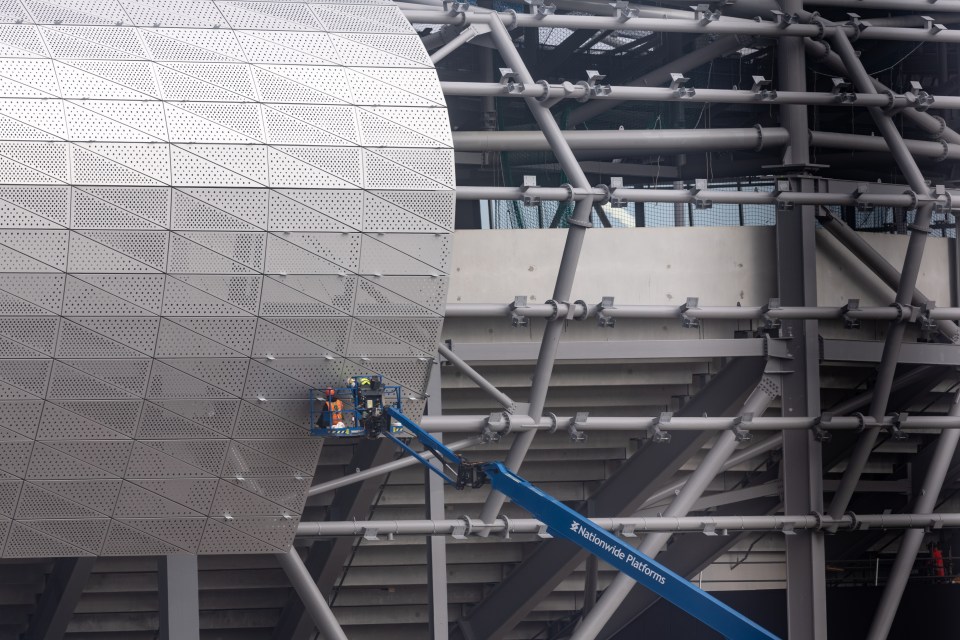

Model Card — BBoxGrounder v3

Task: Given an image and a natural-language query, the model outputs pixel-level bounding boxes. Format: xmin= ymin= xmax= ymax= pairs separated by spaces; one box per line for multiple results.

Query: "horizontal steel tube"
xmin=297 ymin=512 xmax=960 ymax=537
xmin=452 ymin=128 xmax=784 ymax=152
xmin=441 ymin=81 xmax=960 ymax=111
xmin=403 ymin=7 xmax=960 ymax=43
xmin=443 ymin=302 xmax=954 ymax=322
xmin=453 ymin=186 xmax=949 ymax=209
xmin=417 ymin=414 xmax=960 ymax=432
xmin=810 ymin=130 xmax=958 ymax=160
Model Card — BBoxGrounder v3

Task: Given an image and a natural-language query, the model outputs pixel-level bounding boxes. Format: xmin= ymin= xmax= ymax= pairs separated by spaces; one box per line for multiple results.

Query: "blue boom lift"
xmin=312 ymin=376 xmax=780 ymax=640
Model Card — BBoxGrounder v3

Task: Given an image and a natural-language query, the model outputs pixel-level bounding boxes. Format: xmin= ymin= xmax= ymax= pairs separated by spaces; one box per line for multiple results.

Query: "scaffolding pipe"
xmin=438 ymin=343 xmax=515 ymax=411
xmin=452 ymin=186 xmax=958 ymax=209
xmin=807 ymin=0 xmax=960 ymax=11
xmin=451 ymin=129 xmax=960 ymax=160
xmin=829 ymin=32 xmax=933 ymax=516
xmin=867 ymin=391 xmax=960 ymax=640
xmin=828 ymin=30 xmax=937 ymax=520
xmin=417 ymin=413 xmax=960 ymax=432
xmin=476 ymin=13 xmax=597 ymax=529
xmin=570 ymin=381 xmax=776 ymax=639
xmin=274 ymin=547 xmax=348 ymax=640
xmin=440 ymin=83 xmax=960 ymax=111
xmin=402 ymin=8 xmax=960 ymax=43
xmin=443 ymin=300 xmax=960 ymax=322
xmin=429 ymin=24 xmax=487 ymax=63
xmin=306 ymin=437 xmax=483 ymax=497
xmin=295 ymin=512 xmax=960 ymax=537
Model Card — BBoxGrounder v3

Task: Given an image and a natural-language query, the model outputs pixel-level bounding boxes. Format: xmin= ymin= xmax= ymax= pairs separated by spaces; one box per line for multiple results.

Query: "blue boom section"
xmin=483 ymin=462 xmax=779 ymax=640
xmin=326 ymin=393 xmax=779 ymax=639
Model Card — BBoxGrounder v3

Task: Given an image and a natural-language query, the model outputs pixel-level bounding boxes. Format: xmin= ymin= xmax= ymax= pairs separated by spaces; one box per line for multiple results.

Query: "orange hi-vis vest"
xmin=326 ymin=399 xmax=344 ymax=424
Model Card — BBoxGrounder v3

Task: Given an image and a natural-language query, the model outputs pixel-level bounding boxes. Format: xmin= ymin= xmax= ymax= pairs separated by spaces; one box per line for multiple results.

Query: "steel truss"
xmin=278 ymin=1 xmax=960 ymax=640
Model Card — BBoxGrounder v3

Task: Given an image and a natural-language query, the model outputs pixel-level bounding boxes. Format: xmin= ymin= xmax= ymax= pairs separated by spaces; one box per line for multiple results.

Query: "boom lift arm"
xmin=315 ymin=380 xmax=779 ymax=639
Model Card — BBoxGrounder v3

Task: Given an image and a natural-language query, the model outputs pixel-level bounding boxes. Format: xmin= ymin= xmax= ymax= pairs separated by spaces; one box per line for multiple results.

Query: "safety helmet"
xmin=359 ymin=377 xmax=371 ymax=386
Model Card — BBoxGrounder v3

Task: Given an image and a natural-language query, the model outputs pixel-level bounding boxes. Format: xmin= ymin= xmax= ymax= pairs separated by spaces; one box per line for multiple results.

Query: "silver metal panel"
xmin=0 ymin=0 xmax=451 ymax=557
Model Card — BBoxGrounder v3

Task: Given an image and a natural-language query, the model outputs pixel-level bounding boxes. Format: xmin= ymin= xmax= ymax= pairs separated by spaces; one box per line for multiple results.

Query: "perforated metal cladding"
xmin=0 ymin=0 xmax=451 ymax=557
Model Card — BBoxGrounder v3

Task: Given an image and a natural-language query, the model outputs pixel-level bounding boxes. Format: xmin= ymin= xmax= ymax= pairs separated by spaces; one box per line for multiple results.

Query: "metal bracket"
xmin=812 ymin=413 xmax=833 ymax=443
xmin=524 ymin=0 xmax=556 ymax=18
xmin=770 ymin=9 xmax=799 ymax=28
xmin=499 ymin=67 xmax=524 ymax=94
xmin=691 ymin=178 xmax=712 ymax=209
xmin=649 ymin=412 xmax=673 ymax=444
xmin=732 ymin=413 xmax=753 ymax=442
xmin=536 ymin=523 xmax=553 ymax=539
xmin=680 ymin=297 xmax=700 ymax=329
xmin=520 ymin=175 xmax=540 ymax=206
xmin=670 ymin=73 xmax=695 ymax=98
xmin=751 ymin=75 xmax=777 ymax=101
xmin=772 ymin=179 xmax=794 ymax=211
xmin=852 ymin=183 xmax=874 ymax=212
xmin=702 ymin=522 xmax=719 ymax=536
xmin=510 ymin=295 xmax=529 ymax=328
xmin=362 ymin=527 xmax=380 ymax=541
xmin=570 ymin=412 xmax=588 ymax=443
xmin=908 ymin=80 xmax=935 ymax=112
xmin=498 ymin=514 xmax=512 ymax=539
xmin=484 ymin=412 xmax=506 ymax=443
xmin=831 ymin=77 xmax=857 ymax=104
xmin=781 ymin=522 xmax=797 ymax=536
xmin=933 ymin=184 xmax=952 ymax=215
xmin=841 ymin=298 xmax=860 ymax=329
xmin=443 ymin=0 xmax=470 ymax=16
xmin=845 ymin=12 xmax=866 ymax=38
xmin=610 ymin=0 xmax=640 ymax=21
xmin=620 ymin=523 xmax=637 ymax=538
xmin=762 ymin=297 xmax=781 ymax=331
xmin=609 ymin=176 xmax=627 ymax=208
xmin=693 ymin=3 xmax=721 ymax=25
xmin=886 ymin=412 xmax=909 ymax=441
xmin=597 ymin=295 xmax=616 ymax=328
xmin=920 ymin=15 xmax=946 ymax=34
xmin=576 ymin=70 xmax=611 ymax=102
xmin=918 ymin=300 xmax=939 ymax=343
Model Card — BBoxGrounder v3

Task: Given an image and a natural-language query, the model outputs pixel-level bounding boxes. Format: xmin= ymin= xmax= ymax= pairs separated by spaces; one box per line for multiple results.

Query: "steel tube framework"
xmin=296 ymin=512 xmax=960 ymax=537
xmin=275 ymin=548 xmax=349 ymax=640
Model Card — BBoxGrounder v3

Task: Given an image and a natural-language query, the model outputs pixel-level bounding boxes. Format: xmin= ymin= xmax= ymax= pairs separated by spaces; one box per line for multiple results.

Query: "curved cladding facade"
xmin=0 ymin=0 xmax=452 ymax=555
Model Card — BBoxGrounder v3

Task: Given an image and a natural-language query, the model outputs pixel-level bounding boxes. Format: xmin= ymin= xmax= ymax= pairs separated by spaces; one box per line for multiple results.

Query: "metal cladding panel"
xmin=0 ymin=0 xmax=452 ymax=556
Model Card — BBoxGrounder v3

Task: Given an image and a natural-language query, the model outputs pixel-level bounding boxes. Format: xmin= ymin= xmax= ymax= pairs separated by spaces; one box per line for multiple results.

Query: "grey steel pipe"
xmin=452 ymin=129 xmax=960 ymax=159
xmin=438 ymin=343 xmax=515 ymax=411
xmin=452 ymin=127 xmax=785 ymax=152
xmin=296 ymin=512 xmax=960 ymax=537
xmin=477 ymin=13 xmax=597 ymax=529
xmin=306 ymin=437 xmax=483 ymax=497
xmin=442 ymin=81 xmax=960 ymax=110
xmin=402 ymin=7 xmax=960 ymax=43
xmin=827 ymin=30 xmax=937 ymax=521
xmin=807 ymin=0 xmax=960 ymax=11
xmin=570 ymin=381 xmax=776 ymax=640
xmin=809 ymin=131 xmax=957 ymax=161
xmin=867 ymin=391 xmax=960 ymax=640
xmin=275 ymin=547 xmax=348 ymax=640
xmin=452 ymin=186 xmax=953 ymax=209
xmin=429 ymin=24 xmax=486 ymax=63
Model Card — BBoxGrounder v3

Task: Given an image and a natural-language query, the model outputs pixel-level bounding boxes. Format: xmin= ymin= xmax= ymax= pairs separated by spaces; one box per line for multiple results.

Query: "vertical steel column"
xmin=158 ymin=555 xmax=200 ymax=640
xmin=673 ymin=180 xmax=686 ymax=226
xmin=276 ymin=547 xmax=349 ymax=640
xmin=827 ymin=31 xmax=936 ymax=519
xmin=778 ymin=0 xmax=808 ymax=166
xmin=24 ymin=557 xmax=95 ymax=640
xmin=865 ymin=391 xmax=960 ymax=640
xmin=478 ymin=14 xmax=596 ymax=527
xmin=425 ymin=362 xmax=449 ymax=640
xmin=569 ymin=382 xmax=777 ymax=640
xmin=778 ymin=177 xmax=828 ymax=640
